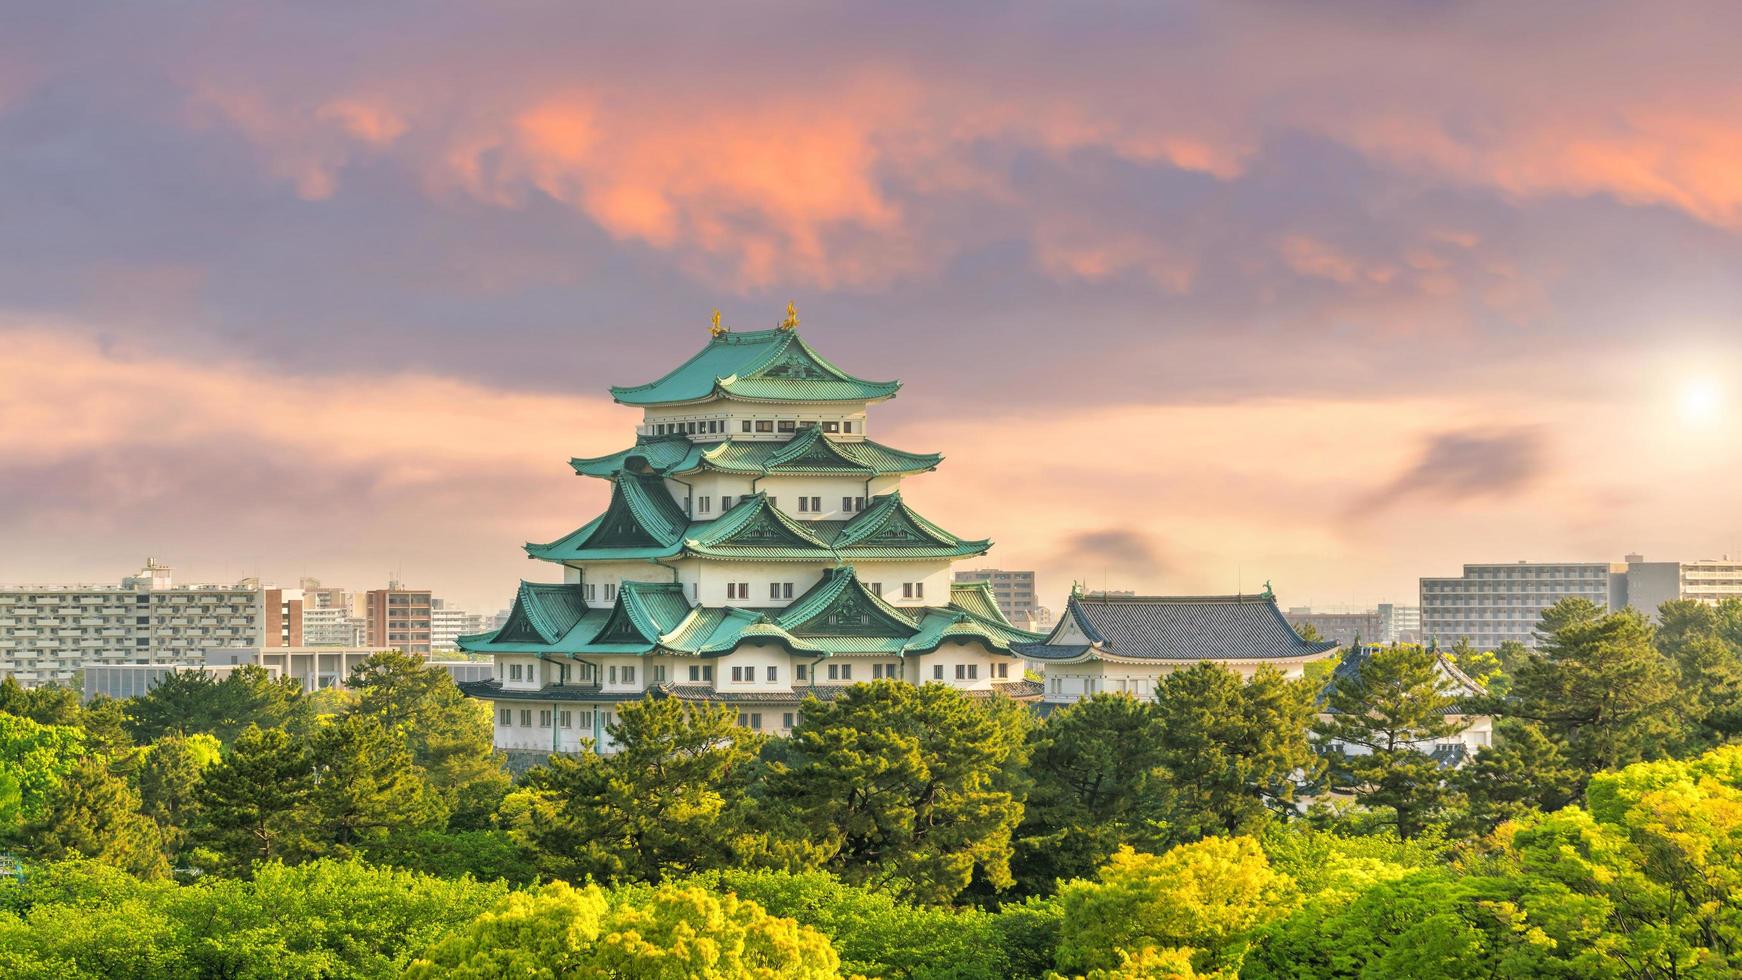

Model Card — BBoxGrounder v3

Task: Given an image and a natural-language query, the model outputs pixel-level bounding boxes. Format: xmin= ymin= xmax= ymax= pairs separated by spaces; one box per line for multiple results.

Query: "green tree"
xmin=1512 ymin=599 xmax=1679 ymax=776
xmin=136 ymin=732 xmax=221 ymax=855
xmin=344 ymin=651 xmax=509 ymax=828
xmin=191 ymin=724 xmax=313 ymax=875
xmin=0 ymin=677 xmax=82 ymax=725
xmin=0 ymin=711 xmax=88 ymax=828
xmin=769 ymin=681 xmax=1027 ymax=903
xmin=305 ymin=713 xmax=445 ymax=858
xmin=128 ymin=665 xmax=305 ymax=744
xmin=1314 ymin=645 xmax=1468 ymax=838
xmin=77 ymin=696 xmax=135 ymax=755
xmin=1056 ymin=838 xmax=1295 ymax=976
xmin=1016 ymin=693 xmax=1167 ymax=891
xmin=511 ymin=696 xmax=771 ymax=883
xmin=1447 ymin=719 xmax=1579 ymax=835
xmin=1655 ymin=597 xmax=1742 ymax=749
xmin=405 ymin=880 xmax=842 ymax=978
xmin=1293 ymin=622 xmax=1324 ymax=643
xmin=1155 ymin=664 xmax=1320 ymax=843
xmin=26 ymin=756 xmax=169 ymax=879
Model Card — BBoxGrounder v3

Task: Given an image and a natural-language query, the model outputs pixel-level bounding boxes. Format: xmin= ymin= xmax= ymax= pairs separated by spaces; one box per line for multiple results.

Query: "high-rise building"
xmin=1616 ymin=555 xmax=1742 ymax=617
xmin=365 ymin=582 xmax=432 ymax=655
xmin=0 ymin=559 xmax=263 ymax=687
xmin=952 ymin=569 xmax=1047 ymax=628
xmin=430 ymin=599 xmax=489 ymax=652
xmin=301 ymin=605 xmax=366 ymax=646
xmin=1377 ymin=603 xmax=1421 ymax=644
xmin=455 ymin=317 xmax=1042 ymax=755
xmin=1420 ymin=561 xmax=1616 ymax=649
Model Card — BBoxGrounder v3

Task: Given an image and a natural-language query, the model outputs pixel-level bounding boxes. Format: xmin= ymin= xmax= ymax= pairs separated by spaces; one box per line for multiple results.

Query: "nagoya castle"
xmin=458 ymin=306 xmax=1042 ymax=755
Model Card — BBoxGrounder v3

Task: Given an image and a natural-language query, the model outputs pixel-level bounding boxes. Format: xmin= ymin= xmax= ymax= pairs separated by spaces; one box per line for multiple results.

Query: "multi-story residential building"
xmin=1420 ymin=561 xmax=1616 ymax=650
xmin=953 ymin=569 xmax=1049 ymax=628
xmin=0 ymin=559 xmax=262 ymax=687
xmin=1018 ymin=588 xmax=1338 ymax=704
xmin=430 ymin=599 xmax=489 ymax=652
xmin=1377 ymin=603 xmax=1421 ymax=644
xmin=366 ymin=582 xmax=432 ymax=655
xmin=1282 ymin=607 xmax=1383 ymax=648
xmin=1615 ymin=555 xmax=1742 ymax=618
xmin=456 ymin=315 xmax=1043 ymax=756
xmin=301 ymin=605 xmax=366 ymax=646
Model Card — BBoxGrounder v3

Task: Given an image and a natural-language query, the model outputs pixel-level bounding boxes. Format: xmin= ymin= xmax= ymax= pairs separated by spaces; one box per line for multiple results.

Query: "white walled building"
xmin=430 ymin=600 xmax=489 ymax=652
xmin=456 ymin=315 xmax=1042 ymax=756
xmin=1420 ymin=561 xmax=1616 ymax=650
xmin=0 ymin=560 xmax=262 ymax=687
xmin=1015 ymin=589 xmax=1338 ymax=704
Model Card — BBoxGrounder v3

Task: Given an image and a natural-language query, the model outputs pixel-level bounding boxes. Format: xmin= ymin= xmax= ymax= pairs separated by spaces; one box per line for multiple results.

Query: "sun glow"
xmin=1678 ymin=378 xmax=1724 ymax=424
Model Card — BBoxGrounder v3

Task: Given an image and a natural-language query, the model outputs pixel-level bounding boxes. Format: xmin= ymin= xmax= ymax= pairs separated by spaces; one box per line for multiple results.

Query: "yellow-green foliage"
xmin=1056 ymin=838 xmax=1294 ymax=976
xmin=406 ymin=879 xmax=841 ymax=979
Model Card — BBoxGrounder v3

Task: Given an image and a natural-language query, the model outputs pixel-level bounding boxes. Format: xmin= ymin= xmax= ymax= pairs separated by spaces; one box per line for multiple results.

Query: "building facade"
xmin=0 ymin=560 xmax=262 ymax=687
xmin=456 ymin=316 xmax=1042 ymax=755
xmin=84 ymin=651 xmax=494 ymax=700
xmin=1420 ymin=561 xmax=1616 ymax=650
xmin=1318 ymin=645 xmax=1493 ymax=761
xmin=1376 ymin=603 xmax=1421 ymax=644
xmin=365 ymin=583 xmax=432 ymax=655
xmin=952 ymin=569 xmax=1051 ymax=629
xmin=1282 ymin=607 xmax=1382 ymax=648
xmin=1016 ymin=589 xmax=1338 ymax=704
xmin=430 ymin=599 xmax=489 ymax=652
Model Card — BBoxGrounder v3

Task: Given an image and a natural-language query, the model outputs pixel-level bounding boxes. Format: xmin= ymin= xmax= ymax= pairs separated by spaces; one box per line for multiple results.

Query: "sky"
xmin=3 ymin=1 xmax=1741 ymax=614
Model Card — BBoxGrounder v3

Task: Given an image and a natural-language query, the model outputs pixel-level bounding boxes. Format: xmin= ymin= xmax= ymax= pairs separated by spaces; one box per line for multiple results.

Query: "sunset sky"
xmin=3 ymin=2 xmax=1741 ymax=614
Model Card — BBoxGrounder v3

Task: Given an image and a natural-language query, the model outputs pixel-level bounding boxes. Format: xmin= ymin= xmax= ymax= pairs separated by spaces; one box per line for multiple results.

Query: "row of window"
xmin=727 ymin=582 xmax=795 ymax=600
xmin=737 ymin=712 xmax=799 ymax=730
xmin=729 ymin=665 xmax=779 ymax=682
xmin=652 ymin=419 xmax=859 ymax=437
xmin=506 ymin=658 xmax=1007 ymax=688
xmin=694 ymin=495 xmax=867 ymax=515
xmin=500 ymin=707 xmax=602 ymax=729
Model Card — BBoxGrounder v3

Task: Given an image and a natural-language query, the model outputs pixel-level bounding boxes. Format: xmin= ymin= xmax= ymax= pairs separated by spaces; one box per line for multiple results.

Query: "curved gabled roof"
xmin=526 ymin=472 xmax=691 ymax=562
xmin=1015 ymin=592 xmax=1339 ymax=664
xmin=489 ymin=581 xmax=590 ymax=646
xmin=609 ymin=328 xmax=901 ymax=406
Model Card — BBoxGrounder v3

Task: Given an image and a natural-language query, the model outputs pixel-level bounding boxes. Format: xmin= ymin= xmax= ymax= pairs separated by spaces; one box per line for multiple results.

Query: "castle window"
xmin=742 ymin=421 xmax=753 ymax=433
xmin=843 ymin=422 xmax=854 ymax=433
xmin=539 ymin=710 xmax=552 ymax=728
xmin=798 ymin=497 xmax=810 ymax=512
xmin=721 ymin=495 xmax=734 ymax=509
xmin=783 ymin=712 xmax=795 ymax=729
xmin=755 ymin=420 xmax=773 ymax=433
xmin=778 ymin=420 xmax=796 ymax=432
xmin=808 ymin=496 xmax=821 ymax=512
xmin=767 ymin=665 xmax=778 ymax=682
xmin=933 ymin=665 xmax=944 ymax=680
xmin=499 ymin=708 xmax=512 ymax=725
xmin=823 ymin=421 xmax=839 ymax=433
xmin=698 ymin=496 xmax=711 ymax=514
xmin=559 ymin=710 xmax=572 ymax=727
xmin=796 ymin=664 xmax=808 ymax=680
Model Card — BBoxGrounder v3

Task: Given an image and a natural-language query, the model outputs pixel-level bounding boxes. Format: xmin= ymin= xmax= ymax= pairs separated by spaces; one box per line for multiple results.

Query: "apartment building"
xmin=1420 ymin=561 xmax=1616 ymax=650
xmin=430 ymin=599 xmax=489 ymax=652
xmin=1282 ymin=607 xmax=1383 ymax=647
xmin=0 ymin=559 xmax=262 ymax=687
xmin=1376 ymin=603 xmax=1422 ymax=644
xmin=365 ymin=582 xmax=432 ymax=655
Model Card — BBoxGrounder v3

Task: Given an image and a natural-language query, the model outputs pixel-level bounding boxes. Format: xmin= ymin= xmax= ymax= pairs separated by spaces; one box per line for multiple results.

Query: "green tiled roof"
xmin=491 ymin=581 xmax=591 ymax=645
xmin=459 ymin=566 xmax=1043 ymax=660
xmin=571 ymin=428 xmax=942 ymax=480
xmin=609 ymin=329 xmax=901 ymax=406
xmin=946 ymin=582 xmax=1013 ymax=627
xmin=528 ymin=488 xmax=991 ymax=564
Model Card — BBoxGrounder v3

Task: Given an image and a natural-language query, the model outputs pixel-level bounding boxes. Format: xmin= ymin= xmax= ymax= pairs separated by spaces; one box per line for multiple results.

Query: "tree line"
xmin=0 ymin=595 xmax=1737 ymax=976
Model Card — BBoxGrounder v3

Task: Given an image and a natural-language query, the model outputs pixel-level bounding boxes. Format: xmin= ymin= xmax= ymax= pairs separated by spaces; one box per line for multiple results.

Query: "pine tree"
xmin=344 ymin=651 xmax=510 ymax=829
xmin=306 ymin=714 xmax=446 ymax=858
xmin=137 ymin=732 xmax=221 ymax=855
xmin=767 ymin=681 xmax=1027 ymax=903
xmin=193 ymin=724 xmax=314 ymax=874
xmin=1449 ymin=720 xmax=1578 ymax=834
xmin=27 ymin=755 xmax=168 ymax=879
xmin=513 ymin=696 xmax=769 ymax=884
xmin=1314 ymin=644 xmax=1468 ymax=838
xmin=1016 ymin=692 xmax=1167 ymax=891
xmin=1512 ymin=600 xmax=1678 ymax=776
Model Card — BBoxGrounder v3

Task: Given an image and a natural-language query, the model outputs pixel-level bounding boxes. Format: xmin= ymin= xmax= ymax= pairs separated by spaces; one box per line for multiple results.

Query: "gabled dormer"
xmin=685 ymin=492 xmax=831 ymax=558
xmin=777 ymin=566 xmax=920 ymax=638
xmin=489 ymin=581 xmax=590 ymax=646
xmin=832 ymin=491 xmax=991 ymax=558
xmin=588 ymin=580 xmax=695 ymax=651
xmin=526 ymin=472 xmax=690 ymax=562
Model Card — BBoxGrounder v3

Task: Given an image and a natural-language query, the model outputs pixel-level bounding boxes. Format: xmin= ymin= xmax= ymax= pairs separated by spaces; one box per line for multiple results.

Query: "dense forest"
xmin=0 ymin=595 xmax=1738 ymax=977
